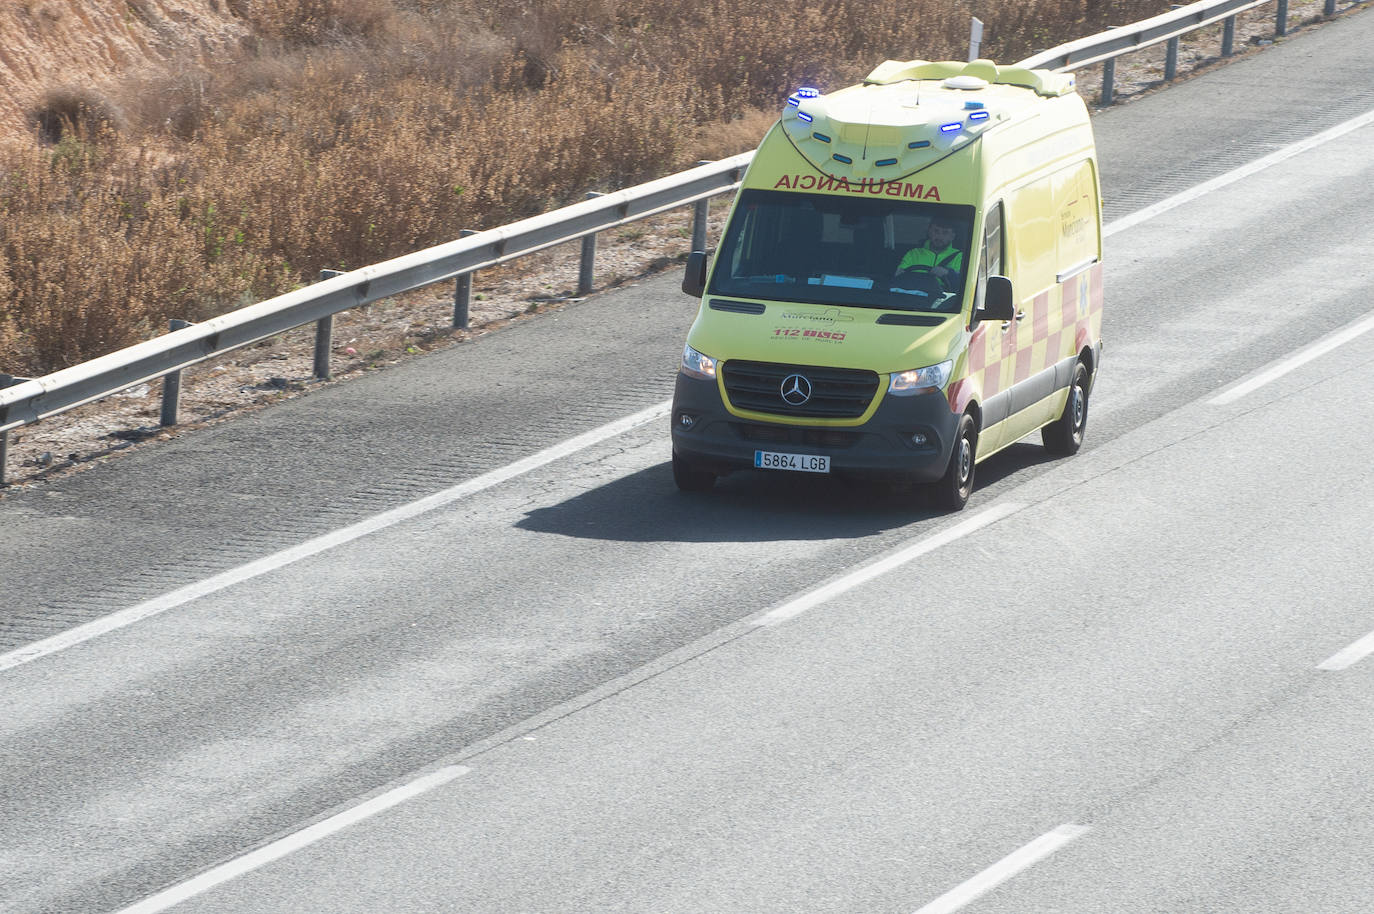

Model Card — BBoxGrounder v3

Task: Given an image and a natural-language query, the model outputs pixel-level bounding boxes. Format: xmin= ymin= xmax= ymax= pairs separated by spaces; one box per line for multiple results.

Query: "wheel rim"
xmin=1071 ymin=384 xmax=1086 ymax=441
xmin=957 ymin=435 xmax=973 ymax=490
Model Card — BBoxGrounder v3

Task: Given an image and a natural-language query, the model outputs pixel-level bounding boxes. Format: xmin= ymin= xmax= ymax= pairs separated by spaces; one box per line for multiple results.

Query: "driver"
xmin=895 ymin=217 xmax=964 ymax=291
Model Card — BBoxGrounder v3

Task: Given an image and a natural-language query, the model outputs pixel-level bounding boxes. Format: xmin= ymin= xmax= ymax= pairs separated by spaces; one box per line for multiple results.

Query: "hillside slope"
xmin=0 ymin=0 xmax=247 ymax=136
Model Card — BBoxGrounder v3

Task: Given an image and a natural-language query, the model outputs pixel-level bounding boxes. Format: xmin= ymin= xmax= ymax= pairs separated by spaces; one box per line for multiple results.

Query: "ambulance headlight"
xmin=888 ymin=360 xmax=952 ymax=396
xmin=680 ymin=344 xmax=718 ymax=381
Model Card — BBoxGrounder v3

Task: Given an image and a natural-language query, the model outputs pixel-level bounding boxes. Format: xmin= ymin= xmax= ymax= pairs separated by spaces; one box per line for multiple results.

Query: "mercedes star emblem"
xmin=780 ymin=373 xmax=813 ymax=406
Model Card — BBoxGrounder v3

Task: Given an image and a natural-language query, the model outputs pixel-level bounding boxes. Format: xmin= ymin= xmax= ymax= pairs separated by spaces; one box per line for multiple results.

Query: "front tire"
xmin=929 ymin=413 xmax=977 ymax=511
xmin=1042 ymin=361 xmax=1089 ymax=455
xmin=672 ymin=451 xmax=716 ymax=492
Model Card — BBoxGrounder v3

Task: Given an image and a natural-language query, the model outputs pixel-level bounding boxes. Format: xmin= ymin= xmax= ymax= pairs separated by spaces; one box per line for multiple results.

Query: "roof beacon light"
xmin=797 ymin=87 xmax=820 ymax=98
xmin=940 ymin=121 xmax=963 ymax=134
xmin=964 ymin=100 xmax=985 ymax=109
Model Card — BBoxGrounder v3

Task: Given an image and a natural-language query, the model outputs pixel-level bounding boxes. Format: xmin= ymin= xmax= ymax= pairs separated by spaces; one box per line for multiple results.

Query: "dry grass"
xmin=0 ymin=0 xmax=1179 ymax=376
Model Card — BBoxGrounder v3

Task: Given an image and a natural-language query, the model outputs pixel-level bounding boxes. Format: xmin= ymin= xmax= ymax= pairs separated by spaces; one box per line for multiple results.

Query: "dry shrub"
xmin=29 ymin=86 xmax=127 ymax=145
xmin=0 ymin=0 xmax=1184 ymax=375
xmin=0 ymin=135 xmax=282 ymax=370
xmin=0 ymin=249 xmax=16 ymax=366
xmin=694 ymin=107 xmax=778 ymax=161
xmin=238 ymin=0 xmax=399 ymax=47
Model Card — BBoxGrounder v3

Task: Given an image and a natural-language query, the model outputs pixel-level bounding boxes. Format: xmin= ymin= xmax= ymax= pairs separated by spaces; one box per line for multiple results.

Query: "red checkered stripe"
xmin=947 ymin=263 xmax=1103 ymax=414
xmin=948 ymin=324 xmax=990 ymax=413
xmin=1013 ymin=290 xmax=1053 ymax=384
xmin=1077 ymin=262 xmax=1104 ymax=353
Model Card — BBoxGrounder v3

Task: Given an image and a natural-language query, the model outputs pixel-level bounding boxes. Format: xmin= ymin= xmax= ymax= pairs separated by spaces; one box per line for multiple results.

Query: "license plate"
xmin=754 ymin=450 xmax=830 ymax=473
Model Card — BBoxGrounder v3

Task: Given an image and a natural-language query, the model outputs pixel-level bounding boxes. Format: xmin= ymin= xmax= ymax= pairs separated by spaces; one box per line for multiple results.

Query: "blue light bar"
xmin=797 ymin=111 xmax=813 ymax=123
xmin=812 ymin=132 xmax=831 ymax=143
xmin=964 ymin=100 xmax=985 ymax=109
xmin=875 ymin=158 xmax=898 ymax=167
xmin=908 ymin=140 xmax=931 ymax=149
xmin=832 ymin=153 xmax=853 ymax=164
xmin=969 ymin=110 xmax=990 ymax=122
xmin=786 ymin=95 xmax=801 ymax=108
xmin=940 ymin=121 xmax=963 ymax=134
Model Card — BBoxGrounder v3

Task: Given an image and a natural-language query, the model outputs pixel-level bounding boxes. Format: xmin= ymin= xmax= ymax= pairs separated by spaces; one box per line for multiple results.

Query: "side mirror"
xmin=682 ymin=251 xmax=708 ymax=298
xmin=975 ymin=275 xmax=1015 ymax=323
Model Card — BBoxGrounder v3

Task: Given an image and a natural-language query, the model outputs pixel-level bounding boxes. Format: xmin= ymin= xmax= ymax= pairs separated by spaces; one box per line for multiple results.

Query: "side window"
xmin=973 ymin=201 xmax=1004 ymax=323
xmin=983 ymin=201 xmax=1004 ymax=279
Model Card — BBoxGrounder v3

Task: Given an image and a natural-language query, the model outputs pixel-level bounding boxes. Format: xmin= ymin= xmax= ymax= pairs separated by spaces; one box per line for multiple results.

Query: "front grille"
xmin=722 ymin=360 xmax=879 ymax=418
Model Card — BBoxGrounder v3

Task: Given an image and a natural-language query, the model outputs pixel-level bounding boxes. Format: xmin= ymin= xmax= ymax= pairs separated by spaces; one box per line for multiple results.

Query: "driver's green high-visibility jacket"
xmin=896 ymin=243 xmax=964 ymax=283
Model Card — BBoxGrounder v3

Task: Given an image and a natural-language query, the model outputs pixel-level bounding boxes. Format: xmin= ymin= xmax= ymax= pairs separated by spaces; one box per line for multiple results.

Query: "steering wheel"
xmin=893 ymin=263 xmax=946 ymax=291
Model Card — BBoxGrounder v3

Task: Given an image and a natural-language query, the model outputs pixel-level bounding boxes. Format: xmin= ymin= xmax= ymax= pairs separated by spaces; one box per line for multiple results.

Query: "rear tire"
xmin=1042 ymin=361 xmax=1089 ymax=455
xmin=929 ymin=413 xmax=977 ymax=512
xmin=672 ymin=451 xmax=716 ymax=492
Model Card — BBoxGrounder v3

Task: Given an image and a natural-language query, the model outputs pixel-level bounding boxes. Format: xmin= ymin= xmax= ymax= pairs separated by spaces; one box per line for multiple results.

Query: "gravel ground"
xmin=0 ymin=0 xmax=1357 ymax=494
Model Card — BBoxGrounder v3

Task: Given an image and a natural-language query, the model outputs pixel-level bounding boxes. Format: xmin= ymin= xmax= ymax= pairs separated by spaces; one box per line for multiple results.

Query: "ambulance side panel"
xmin=976 ymin=107 xmax=1101 ymax=458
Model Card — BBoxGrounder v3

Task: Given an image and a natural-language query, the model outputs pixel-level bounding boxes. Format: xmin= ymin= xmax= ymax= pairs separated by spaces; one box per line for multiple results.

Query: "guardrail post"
xmin=160 ymin=319 xmax=191 ymax=427
xmin=1276 ymin=0 xmax=1289 ymax=35
xmin=692 ymin=198 xmax=710 ymax=254
xmin=0 ymin=373 xmax=23 ymax=487
xmin=453 ymin=229 xmax=478 ymax=330
xmin=315 ymin=269 xmax=343 ymax=380
xmin=1100 ymin=57 xmax=1116 ymax=106
xmin=1222 ymin=14 xmax=1237 ymax=55
xmin=1163 ymin=5 xmax=1182 ymax=80
xmin=692 ymin=162 xmax=713 ymax=254
xmin=579 ymin=192 xmax=604 ymax=296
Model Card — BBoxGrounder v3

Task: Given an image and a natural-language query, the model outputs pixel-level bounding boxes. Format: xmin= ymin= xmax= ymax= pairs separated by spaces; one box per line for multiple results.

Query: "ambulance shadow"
xmin=973 ymin=440 xmax=1065 ymax=488
xmin=517 ymin=460 xmax=941 ymax=543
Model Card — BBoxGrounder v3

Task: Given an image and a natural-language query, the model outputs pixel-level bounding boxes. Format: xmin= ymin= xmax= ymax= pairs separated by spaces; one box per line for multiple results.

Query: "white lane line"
xmin=1318 ymin=630 xmax=1374 ymax=671
xmin=753 ymin=502 xmax=1023 ymax=627
xmin=0 ymin=400 xmax=670 ymax=674
xmin=112 ymin=765 xmax=469 ymax=914
xmin=1208 ymin=310 xmax=1374 ymax=405
xmin=912 ymin=823 xmax=1091 ymax=914
xmin=1104 ymin=108 xmax=1374 ymax=239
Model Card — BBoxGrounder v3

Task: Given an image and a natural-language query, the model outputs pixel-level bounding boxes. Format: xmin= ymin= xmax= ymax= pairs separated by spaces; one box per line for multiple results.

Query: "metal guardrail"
xmin=1020 ymin=0 xmax=1331 ymax=104
xmin=0 ymin=154 xmax=750 ymax=440
xmin=0 ymin=0 xmax=1349 ymax=484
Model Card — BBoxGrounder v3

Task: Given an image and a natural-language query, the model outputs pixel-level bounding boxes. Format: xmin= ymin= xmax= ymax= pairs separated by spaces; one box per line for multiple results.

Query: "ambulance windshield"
xmin=709 ymin=189 xmax=975 ymax=313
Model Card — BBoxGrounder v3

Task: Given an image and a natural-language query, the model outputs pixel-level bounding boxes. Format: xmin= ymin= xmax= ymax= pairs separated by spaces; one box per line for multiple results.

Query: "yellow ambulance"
xmin=672 ymin=58 xmax=1104 ymax=509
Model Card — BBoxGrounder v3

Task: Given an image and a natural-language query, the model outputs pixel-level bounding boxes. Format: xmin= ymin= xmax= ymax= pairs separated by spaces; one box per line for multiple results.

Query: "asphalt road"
xmin=2 ymin=9 xmax=1374 ymax=913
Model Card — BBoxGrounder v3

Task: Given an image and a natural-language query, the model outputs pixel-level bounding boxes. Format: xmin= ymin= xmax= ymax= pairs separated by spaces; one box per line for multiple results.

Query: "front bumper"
xmin=671 ymin=374 xmax=960 ymax=482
